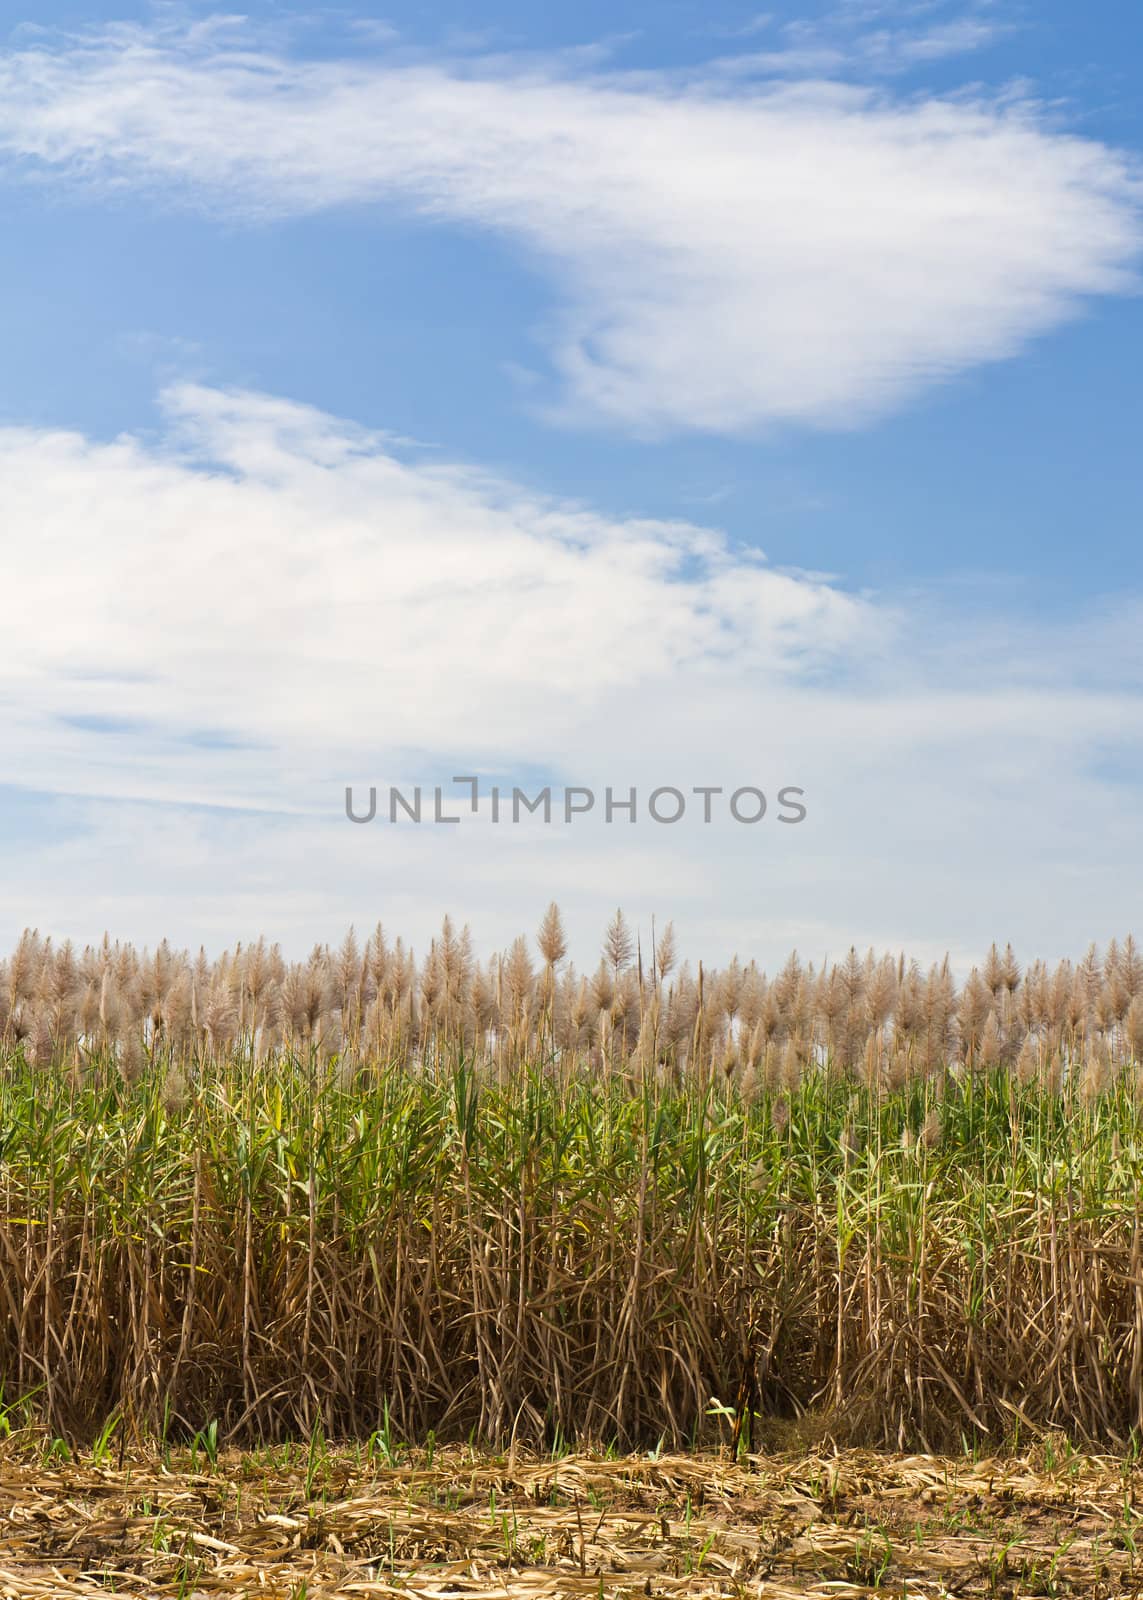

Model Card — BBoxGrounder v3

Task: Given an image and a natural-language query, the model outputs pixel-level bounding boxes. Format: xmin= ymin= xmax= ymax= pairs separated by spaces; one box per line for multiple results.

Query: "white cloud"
xmin=0 ymin=383 xmax=870 ymax=795
xmin=0 ymin=23 xmax=1138 ymax=434
xmin=4 ymin=384 xmax=1143 ymax=971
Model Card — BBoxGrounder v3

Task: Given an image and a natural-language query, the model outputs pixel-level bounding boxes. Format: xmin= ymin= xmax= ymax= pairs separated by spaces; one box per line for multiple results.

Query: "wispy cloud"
xmin=848 ymin=18 xmax=1005 ymax=72
xmin=0 ymin=21 xmax=1137 ymax=436
xmin=733 ymin=0 xmax=1015 ymax=79
xmin=701 ymin=12 xmax=777 ymax=41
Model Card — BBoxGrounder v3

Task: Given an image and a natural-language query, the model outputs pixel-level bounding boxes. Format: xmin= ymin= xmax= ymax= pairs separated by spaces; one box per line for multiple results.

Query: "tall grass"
xmin=4 ymin=915 xmax=1143 ymax=1453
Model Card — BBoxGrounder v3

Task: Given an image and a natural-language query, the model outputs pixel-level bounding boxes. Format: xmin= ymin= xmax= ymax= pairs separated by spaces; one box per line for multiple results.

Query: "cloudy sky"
xmin=2 ymin=0 xmax=1142 ymax=972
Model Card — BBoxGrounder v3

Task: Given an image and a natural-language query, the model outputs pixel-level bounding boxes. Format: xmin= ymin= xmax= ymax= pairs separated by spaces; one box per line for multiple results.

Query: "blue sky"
xmin=2 ymin=1 xmax=1142 ymax=599
xmin=2 ymin=0 xmax=1143 ymax=970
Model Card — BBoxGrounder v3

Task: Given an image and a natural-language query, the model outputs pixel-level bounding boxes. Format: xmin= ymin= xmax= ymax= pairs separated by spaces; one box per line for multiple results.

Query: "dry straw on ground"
xmin=0 ymin=1440 xmax=1140 ymax=1598
xmin=5 ymin=913 xmax=1143 ymax=1453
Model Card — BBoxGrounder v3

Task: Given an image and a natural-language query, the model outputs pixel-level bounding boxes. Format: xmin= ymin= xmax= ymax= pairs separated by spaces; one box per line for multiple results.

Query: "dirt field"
xmin=2 ymin=1443 xmax=1143 ymax=1597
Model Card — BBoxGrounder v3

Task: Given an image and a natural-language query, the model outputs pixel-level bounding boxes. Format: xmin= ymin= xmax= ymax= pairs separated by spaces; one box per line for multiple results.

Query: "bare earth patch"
xmin=2 ymin=1445 xmax=1143 ymax=1597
